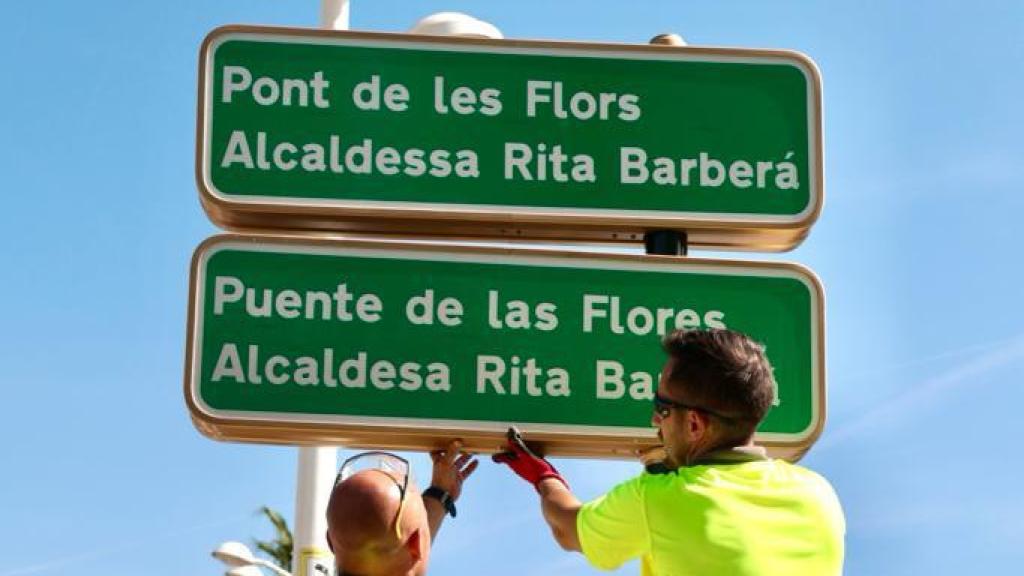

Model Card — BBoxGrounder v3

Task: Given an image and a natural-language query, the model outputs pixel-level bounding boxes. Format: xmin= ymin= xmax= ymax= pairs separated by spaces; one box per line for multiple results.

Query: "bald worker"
xmin=326 ymin=441 xmax=478 ymax=576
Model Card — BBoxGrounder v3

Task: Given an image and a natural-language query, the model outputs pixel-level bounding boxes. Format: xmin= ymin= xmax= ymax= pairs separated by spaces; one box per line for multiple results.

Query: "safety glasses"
xmin=653 ymin=392 xmax=733 ymax=421
xmin=335 ymin=451 xmax=411 ymax=541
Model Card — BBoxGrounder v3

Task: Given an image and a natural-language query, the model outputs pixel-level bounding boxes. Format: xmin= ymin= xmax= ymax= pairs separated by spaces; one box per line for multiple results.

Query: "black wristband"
xmin=422 ymin=486 xmax=457 ymax=518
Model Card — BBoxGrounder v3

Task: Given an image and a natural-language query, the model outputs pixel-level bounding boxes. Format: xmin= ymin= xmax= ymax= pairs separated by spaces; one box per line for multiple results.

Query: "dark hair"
xmin=661 ymin=329 xmax=777 ymax=445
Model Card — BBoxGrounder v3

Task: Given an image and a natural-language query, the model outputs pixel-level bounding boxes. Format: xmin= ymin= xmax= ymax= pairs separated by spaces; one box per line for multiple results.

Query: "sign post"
xmin=197 ymin=26 xmax=823 ymax=250
xmin=185 ymin=234 xmax=825 ymax=461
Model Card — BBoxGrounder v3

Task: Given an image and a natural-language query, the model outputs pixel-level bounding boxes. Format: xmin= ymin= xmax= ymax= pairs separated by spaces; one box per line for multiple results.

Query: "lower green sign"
xmin=185 ymin=235 xmax=825 ymax=459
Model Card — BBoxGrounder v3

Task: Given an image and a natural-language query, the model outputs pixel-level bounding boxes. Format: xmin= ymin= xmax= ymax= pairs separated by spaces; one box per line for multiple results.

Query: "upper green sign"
xmin=197 ymin=26 xmax=823 ymax=250
xmin=185 ymin=234 xmax=826 ymax=460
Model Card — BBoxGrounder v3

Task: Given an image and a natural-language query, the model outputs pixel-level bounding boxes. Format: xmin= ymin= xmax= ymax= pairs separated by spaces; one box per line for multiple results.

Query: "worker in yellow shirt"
xmin=493 ymin=328 xmax=845 ymax=575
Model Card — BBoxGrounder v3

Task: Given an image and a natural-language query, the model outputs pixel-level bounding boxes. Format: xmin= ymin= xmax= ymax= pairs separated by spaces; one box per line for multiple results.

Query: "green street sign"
xmin=197 ymin=26 xmax=823 ymax=251
xmin=185 ymin=235 xmax=826 ymax=460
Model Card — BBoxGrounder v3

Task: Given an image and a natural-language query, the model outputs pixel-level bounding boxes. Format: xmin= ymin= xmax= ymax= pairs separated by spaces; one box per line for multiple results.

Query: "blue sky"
xmin=1 ymin=1 xmax=1022 ymax=575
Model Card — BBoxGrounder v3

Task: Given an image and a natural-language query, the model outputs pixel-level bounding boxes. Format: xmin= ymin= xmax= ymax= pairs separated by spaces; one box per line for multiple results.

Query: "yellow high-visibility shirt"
xmin=577 ymin=450 xmax=845 ymax=576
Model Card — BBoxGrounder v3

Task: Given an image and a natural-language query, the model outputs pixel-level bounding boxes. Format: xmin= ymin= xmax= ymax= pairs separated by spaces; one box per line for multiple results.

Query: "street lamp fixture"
xmin=212 ymin=541 xmax=293 ymax=576
xmin=227 ymin=567 xmax=266 ymax=576
xmin=409 ymin=12 xmax=503 ymax=39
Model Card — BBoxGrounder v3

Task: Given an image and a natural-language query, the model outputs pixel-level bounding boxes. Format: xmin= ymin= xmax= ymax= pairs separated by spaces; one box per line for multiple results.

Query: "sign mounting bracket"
xmin=644 ymin=230 xmax=688 ymax=256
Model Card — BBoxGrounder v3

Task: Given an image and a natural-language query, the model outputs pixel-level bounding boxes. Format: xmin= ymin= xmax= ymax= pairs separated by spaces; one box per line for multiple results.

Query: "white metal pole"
xmin=320 ymin=0 xmax=350 ymax=30
xmin=292 ymin=446 xmax=337 ymax=576
xmin=256 ymin=557 xmax=296 ymax=576
xmin=289 ymin=6 xmax=346 ymax=575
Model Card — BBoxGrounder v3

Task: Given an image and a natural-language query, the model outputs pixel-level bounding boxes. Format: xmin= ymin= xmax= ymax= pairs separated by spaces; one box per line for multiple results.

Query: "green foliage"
xmin=253 ymin=506 xmax=293 ymax=572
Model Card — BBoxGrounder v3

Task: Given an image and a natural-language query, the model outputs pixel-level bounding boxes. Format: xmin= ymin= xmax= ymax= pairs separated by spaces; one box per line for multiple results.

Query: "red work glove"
xmin=492 ymin=427 xmax=568 ymax=491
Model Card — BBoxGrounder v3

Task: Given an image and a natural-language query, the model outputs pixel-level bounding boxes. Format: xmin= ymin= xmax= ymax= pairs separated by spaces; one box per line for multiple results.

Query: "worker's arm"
xmin=495 ymin=428 xmax=652 ymax=569
xmin=537 ymin=477 xmax=582 ymax=551
xmin=493 ymin=427 xmax=582 ymax=552
xmin=423 ymin=496 xmax=446 ymax=541
xmin=425 ymin=440 xmax=479 ymax=540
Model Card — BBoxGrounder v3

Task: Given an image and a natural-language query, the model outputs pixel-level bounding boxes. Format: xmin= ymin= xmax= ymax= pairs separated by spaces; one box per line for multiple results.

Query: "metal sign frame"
xmin=196 ymin=25 xmax=824 ymax=251
xmin=184 ymin=233 xmax=826 ymax=461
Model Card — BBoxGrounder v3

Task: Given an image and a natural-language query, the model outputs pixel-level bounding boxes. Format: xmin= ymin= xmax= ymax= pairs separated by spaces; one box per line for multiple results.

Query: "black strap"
xmin=422 ymin=486 xmax=457 ymax=518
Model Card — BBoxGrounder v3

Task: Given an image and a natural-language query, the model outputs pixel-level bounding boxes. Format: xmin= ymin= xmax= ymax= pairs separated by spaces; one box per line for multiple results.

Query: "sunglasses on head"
xmin=335 ymin=451 xmax=411 ymax=541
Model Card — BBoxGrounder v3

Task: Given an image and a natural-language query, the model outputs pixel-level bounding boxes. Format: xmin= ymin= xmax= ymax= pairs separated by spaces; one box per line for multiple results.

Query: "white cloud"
xmin=0 ymin=515 xmax=249 ymax=576
xmin=815 ymin=333 xmax=1024 ymax=452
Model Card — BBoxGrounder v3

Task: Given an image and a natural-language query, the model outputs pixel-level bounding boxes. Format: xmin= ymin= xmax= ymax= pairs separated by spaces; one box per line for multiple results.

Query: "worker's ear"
xmin=686 ymin=408 xmax=711 ymax=440
xmin=404 ymin=528 xmax=423 ymax=562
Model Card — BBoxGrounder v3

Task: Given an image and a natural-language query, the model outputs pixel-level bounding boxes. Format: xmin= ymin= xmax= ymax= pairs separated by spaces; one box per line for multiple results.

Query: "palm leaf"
xmin=253 ymin=506 xmax=293 ymax=572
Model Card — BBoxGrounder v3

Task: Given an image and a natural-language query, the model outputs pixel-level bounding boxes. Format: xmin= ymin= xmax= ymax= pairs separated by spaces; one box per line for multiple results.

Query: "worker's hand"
xmin=429 ymin=439 xmax=479 ymax=503
xmin=492 ymin=427 xmax=568 ymax=491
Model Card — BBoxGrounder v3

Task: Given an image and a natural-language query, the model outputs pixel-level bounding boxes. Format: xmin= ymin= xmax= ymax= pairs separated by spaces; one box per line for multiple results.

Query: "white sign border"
xmin=197 ymin=26 xmax=824 ymax=232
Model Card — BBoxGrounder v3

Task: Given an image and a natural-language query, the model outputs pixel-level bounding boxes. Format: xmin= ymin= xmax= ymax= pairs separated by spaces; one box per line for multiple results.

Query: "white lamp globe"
xmin=227 ymin=567 xmax=266 ymax=576
xmin=409 ymin=12 xmax=503 ymax=39
xmin=212 ymin=541 xmax=257 ymax=567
